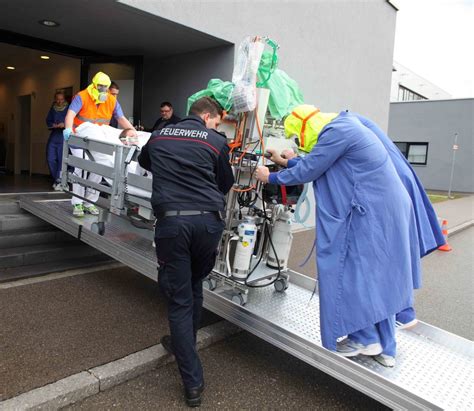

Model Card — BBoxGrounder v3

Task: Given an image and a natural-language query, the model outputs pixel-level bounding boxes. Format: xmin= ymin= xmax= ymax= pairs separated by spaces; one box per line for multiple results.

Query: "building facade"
xmin=1 ymin=0 xmax=398 ymax=176
xmin=391 ymin=61 xmax=451 ymax=102
xmin=388 ymin=98 xmax=474 ymax=193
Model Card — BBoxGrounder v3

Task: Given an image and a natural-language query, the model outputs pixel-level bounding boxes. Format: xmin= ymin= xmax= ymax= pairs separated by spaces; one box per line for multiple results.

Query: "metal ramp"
xmin=20 ymin=195 xmax=473 ymax=410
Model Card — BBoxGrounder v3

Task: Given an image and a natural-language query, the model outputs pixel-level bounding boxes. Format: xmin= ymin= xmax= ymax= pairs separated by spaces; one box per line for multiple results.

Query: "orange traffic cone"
xmin=438 ymin=219 xmax=452 ymax=252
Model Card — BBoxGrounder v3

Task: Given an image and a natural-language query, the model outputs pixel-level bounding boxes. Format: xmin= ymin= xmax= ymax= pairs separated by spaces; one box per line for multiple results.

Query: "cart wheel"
xmin=231 ymin=293 xmax=246 ymax=306
xmin=203 ymin=278 xmax=217 ymax=291
xmin=91 ymin=222 xmax=105 ymax=236
xmin=274 ymin=278 xmax=288 ymax=293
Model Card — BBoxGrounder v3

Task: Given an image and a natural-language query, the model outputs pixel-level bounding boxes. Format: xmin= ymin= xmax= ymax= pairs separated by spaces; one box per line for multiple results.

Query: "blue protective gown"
xmin=355 ymin=114 xmax=445 ymax=327
xmin=46 ymin=104 xmax=68 ymax=181
xmin=355 ymin=115 xmax=445 ymax=261
xmin=268 ymin=111 xmax=420 ymax=351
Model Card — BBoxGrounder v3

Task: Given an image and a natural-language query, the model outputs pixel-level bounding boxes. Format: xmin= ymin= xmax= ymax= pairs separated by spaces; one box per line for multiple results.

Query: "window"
xmin=397 ymin=85 xmax=427 ymax=102
xmin=394 ymin=142 xmax=429 ymax=165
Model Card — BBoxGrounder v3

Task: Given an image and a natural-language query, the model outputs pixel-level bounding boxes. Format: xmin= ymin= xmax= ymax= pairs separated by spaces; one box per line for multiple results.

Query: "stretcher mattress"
xmin=74 ymin=123 xmax=152 ymax=199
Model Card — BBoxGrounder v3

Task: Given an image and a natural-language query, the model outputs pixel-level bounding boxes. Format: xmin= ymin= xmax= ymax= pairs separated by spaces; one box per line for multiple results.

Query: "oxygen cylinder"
xmin=231 ymin=216 xmax=258 ymax=279
xmin=266 ymin=211 xmax=293 ymax=270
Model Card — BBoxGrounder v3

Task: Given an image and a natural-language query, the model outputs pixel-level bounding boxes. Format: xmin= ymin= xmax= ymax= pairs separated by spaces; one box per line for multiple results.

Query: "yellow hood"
xmin=87 ymin=72 xmax=111 ymax=104
xmin=284 ymin=105 xmax=338 ymax=152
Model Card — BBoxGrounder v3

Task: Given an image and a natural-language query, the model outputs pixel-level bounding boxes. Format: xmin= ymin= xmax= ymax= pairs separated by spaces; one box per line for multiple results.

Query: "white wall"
xmin=130 ymin=0 xmax=397 ymax=231
xmin=122 ymin=0 xmax=397 ymax=130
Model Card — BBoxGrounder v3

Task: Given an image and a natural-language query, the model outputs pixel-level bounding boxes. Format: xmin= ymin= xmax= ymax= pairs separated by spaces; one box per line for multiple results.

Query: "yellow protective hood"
xmin=284 ymin=105 xmax=338 ymax=152
xmin=87 ymin=72 xmax=111 ymax=104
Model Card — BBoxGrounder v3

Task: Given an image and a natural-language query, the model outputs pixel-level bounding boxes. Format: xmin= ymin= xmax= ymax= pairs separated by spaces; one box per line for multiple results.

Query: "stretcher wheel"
xmin=231 ymin=293 xmax=246 ymax=306
xmin=203 ymin=278 xmax=217 ymax=291
xmin=274 ymin=278 xmax=288 ymax=293
xmin=91 ymin=222 xmax=105 ymax=236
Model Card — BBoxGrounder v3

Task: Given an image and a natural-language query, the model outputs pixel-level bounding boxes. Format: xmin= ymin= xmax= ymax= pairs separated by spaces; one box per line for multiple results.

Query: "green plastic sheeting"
xmin=257 ymin=51 xmax=304 ymax=119
xmin=186 ymin=53 xmax=304 ymax=119
xmin=186 ymin=79 xmax=234 ymax=114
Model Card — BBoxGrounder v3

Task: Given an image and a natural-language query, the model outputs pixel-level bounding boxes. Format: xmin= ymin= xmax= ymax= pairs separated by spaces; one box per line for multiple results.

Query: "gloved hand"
xmin=63 ymin=127 xmax=72 ymax=141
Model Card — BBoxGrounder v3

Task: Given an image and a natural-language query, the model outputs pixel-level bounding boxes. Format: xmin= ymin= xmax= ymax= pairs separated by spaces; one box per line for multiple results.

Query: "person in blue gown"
xmin=255 ymin=110 xmax=421 ymax=367
xmin=354 ymin=114 xmax=445 ymax=331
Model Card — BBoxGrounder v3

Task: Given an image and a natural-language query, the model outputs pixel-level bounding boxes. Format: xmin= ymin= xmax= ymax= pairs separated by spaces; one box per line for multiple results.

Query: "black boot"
xmin=185 ymin=383 xmax=204 ymax=407
xmin=160 ymin=335 xmax=174 ymax=355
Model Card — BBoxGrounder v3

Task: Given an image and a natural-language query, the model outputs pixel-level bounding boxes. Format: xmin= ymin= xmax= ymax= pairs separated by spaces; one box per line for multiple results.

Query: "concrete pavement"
xmin=433 ymin=195 xmax=474 ymax=231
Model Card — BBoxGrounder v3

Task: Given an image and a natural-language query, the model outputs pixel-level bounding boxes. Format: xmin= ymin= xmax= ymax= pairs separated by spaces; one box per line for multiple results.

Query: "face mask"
xmin=98 ymin=92 xmax=108 ymax=102
xmin=97 ymin=85 xmax=108 ymax=102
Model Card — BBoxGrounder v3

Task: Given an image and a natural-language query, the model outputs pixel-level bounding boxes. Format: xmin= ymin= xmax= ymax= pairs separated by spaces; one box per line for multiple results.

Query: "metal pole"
xmin=447 ymin=133 xmax=458 ymax=199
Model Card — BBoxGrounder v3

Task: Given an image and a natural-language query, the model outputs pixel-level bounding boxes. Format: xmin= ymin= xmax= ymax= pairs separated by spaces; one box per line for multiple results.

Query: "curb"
xmin=0 ymin=321 xmax=240 ymax=410
xmin=448 ymin=220 xmax=474 ymax=237
xmin=0 ymin=373 xmax=99 ymax=411
xmin=0 ymin=262 xmax=124 ymax=290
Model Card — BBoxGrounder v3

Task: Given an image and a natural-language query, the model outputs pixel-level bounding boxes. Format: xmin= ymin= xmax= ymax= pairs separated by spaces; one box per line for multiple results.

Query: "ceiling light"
xmin=39 ymin=19 xmax=60 ymax=27
xmin=40 ymin=55 xmax=50 ymax=60
xmin=6 ymin=66 xmax=15 ymax=70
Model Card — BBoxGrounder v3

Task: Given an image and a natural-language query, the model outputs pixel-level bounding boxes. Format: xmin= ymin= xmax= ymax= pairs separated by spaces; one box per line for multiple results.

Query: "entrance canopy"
xmin=0 ymin=0 xmax=230 ymax=58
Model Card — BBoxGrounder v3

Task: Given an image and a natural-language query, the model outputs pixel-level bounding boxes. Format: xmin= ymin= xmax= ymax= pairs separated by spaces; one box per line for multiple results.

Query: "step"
xmin=0 ymin=213 xmax=51 ymax=232
xmin=0 ymin=226 xmax=77 ymax=249
xmin=0 ymin=242 xmax=105 ymax=268
xmin=0 ymin=255 xmax=115 ymax=283
xmin=0 ymin=201 xmax=23 ymax=215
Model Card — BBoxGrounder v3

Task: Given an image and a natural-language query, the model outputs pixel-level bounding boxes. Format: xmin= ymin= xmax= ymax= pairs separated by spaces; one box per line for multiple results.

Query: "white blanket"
xmin=74 ymin=123 xmax=152 ymax=198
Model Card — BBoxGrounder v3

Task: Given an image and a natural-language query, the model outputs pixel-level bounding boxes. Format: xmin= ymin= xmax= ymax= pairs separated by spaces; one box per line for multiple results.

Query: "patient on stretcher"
xmin=73 ymin=122 xmax=152 ymax=199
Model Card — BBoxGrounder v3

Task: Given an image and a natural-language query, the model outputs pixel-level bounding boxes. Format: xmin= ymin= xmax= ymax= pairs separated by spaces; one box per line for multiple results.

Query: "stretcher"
xmin=59 ymin=123 xmax=156 ymax=233
xmin=19 ymin=126 xmax=473 ymax=410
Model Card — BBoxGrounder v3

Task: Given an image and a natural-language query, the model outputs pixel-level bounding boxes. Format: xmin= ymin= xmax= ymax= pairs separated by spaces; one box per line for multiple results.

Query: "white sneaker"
xmin=373 ymin=354 xmax=396 ymax=367
xmin=54 ymin=183 xmax=63 ymax=191
xmin=396 ymin=318 xmax=418 ymax=330
xmin=83 ymin=205 xmax=100 ymax=215
xmin=336 ymin=339 xmax=383 ymax=357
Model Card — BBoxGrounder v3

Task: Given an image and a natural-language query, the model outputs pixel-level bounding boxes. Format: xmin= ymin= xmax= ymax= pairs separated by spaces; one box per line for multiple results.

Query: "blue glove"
xmin=63 ymin=127 xmax=72 ymax=141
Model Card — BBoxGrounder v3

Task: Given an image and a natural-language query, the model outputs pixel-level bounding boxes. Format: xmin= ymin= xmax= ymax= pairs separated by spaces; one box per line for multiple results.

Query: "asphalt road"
xmin=67 ymin=331 xmax=387 ymax=411
xmin=0 ymin=267 xmax=220 ymax=401
xmin=414 ymin=226 xmax=473 ymax=339
xmin=67 ymin=228 xmax=473 ymax=410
